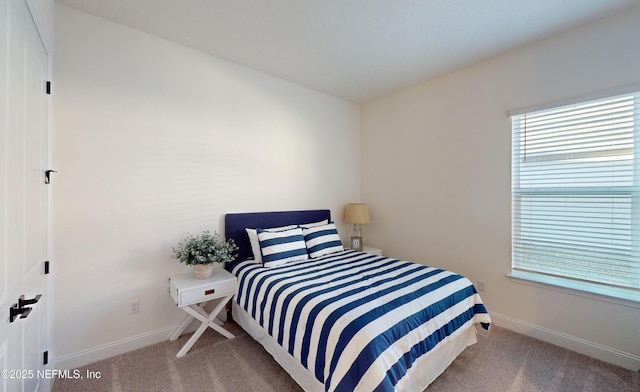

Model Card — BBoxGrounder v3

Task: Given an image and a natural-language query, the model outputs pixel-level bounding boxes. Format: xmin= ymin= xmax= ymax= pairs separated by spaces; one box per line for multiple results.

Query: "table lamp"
xmin=344 ymin=203 xmax=370 ymax=251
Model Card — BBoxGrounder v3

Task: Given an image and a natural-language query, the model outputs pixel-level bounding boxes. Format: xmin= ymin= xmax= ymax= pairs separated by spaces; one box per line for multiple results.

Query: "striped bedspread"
xmin=232 ymin=250 xmax=491 ymax=392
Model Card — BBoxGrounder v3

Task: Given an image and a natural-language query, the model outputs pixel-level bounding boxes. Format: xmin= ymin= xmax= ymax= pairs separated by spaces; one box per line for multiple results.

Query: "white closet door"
xmin=1 ymin=0 xmax=50 ymax=391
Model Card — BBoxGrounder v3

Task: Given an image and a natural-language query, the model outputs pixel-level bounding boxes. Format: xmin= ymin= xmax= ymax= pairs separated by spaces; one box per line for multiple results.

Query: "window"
xmin=511 ymin=91 xmax=640 ymax=293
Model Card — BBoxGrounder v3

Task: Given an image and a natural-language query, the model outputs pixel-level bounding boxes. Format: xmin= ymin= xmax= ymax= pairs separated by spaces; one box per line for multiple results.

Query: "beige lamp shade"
xmin=344 ymin=203 xmax=370 ymax=224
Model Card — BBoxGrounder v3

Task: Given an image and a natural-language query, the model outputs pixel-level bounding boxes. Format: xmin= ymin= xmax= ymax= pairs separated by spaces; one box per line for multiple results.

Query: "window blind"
xmin=511 ymin=92 xmax=640 ymax=290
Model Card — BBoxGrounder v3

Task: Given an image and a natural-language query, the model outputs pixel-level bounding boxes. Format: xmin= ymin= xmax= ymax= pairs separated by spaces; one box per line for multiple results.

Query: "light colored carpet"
xmin=53 ymin=323 xmax=638 ymax=392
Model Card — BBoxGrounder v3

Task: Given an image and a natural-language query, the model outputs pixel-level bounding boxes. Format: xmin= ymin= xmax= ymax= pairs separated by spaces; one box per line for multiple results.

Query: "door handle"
xmin=9 ymin=303 xmax=32 ymax=323
xmin=9 ymin=294 xmax=41 ymax=322
xmin=19 ymin=294 xmax=41 ymax=308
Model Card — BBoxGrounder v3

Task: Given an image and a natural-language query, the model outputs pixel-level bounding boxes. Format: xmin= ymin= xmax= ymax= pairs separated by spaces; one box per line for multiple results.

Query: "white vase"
xmin=193 ymin=263 xmax=214 ymax=279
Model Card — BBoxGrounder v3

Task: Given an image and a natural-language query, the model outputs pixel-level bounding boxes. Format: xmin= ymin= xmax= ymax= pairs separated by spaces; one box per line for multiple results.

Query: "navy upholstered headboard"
xmin=224 ymin=209 xmax=331 ymax=271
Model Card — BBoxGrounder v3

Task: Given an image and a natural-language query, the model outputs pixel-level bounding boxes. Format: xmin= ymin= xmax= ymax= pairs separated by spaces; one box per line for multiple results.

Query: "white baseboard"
xmin=54 ymin=311 xmax=228 ymax=371
xmin=491 ymin=312 xmax=640 ymax=371
xmin=55 ymin=312 xmax=640 ymax=373
xmin=55 ymin=325 xmax=177 ymax=370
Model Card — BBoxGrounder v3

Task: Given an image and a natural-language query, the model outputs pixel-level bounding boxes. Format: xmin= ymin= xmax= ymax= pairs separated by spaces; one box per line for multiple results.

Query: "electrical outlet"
xmin=129 ymin=299 xmax=139 ymax=314
xmin=477 ymin=280 xmax=486 ymax=292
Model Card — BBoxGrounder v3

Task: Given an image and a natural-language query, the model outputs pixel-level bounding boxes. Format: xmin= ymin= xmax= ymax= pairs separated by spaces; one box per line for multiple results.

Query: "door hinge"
xmin=43 ymin=351 xmax=49 ymax=365
xmin=45 ymin=170 xmax=57 ymax=184
xmin=46 ymin=81 xmax=51 ymax=95
xmin=44 ymin=260 xmax=50 ymax=274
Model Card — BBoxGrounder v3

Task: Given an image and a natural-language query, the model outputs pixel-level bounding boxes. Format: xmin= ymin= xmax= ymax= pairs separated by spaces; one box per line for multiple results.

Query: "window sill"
xmin=507 ymin=270 xmax=640 ymax=309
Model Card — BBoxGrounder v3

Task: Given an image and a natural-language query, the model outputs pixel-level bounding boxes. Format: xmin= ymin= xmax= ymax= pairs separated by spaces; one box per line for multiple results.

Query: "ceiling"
xmin=56 ymin=0 xmax=638 ymax=103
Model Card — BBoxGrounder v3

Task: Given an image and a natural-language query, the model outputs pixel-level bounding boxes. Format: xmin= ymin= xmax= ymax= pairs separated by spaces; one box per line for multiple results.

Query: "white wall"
xmin=52 ymin=5 xmax=361 ymax=368
xmin=362 ymin=7 xmax=640 ymax=369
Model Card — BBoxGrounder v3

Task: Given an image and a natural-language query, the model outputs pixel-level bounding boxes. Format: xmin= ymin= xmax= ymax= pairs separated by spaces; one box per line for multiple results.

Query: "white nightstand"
xmin=362 ymin=246 xmax=382 ymax=256
xmin=169 ymin=268 xmax=237 ymax=357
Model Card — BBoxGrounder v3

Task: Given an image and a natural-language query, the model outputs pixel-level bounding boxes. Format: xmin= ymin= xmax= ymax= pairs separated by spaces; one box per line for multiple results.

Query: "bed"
xmin=224 ymin=209 xmax=490 ymax=392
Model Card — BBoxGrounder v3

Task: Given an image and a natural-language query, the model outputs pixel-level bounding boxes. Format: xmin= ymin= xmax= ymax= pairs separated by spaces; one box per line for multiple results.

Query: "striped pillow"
xmin=246 ymin=225 xmax=297 ymax=264
xmin=303 ymin=223 xmax=344 ymax=258
xmin=299 ymin=219 xmax=328 ymax=229
xmin=257 ymin=227 xmax=309 ymax=268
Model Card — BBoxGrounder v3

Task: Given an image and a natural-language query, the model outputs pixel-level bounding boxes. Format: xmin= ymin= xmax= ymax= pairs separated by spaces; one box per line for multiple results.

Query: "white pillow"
xmin=257 ymin=227 xmax=309 ymax=268
xmin=246 ymin=225 xmax=297 ymax=263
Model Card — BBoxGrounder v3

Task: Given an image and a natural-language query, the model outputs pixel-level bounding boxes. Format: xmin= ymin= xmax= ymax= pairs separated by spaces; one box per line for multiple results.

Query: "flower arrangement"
xmin=172 ymin=230 xmax=238 ymax=265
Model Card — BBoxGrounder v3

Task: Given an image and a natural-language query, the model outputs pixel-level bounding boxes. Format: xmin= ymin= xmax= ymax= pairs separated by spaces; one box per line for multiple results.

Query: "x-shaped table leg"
xmin=171 ymin=294 xmax=235 ymax=357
